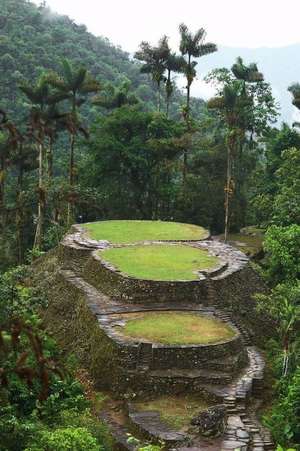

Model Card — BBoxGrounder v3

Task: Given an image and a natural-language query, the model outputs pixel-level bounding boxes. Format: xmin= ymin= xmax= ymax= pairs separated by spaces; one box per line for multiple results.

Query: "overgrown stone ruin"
xmin=32 ymin=222 xmax=275 ymax=451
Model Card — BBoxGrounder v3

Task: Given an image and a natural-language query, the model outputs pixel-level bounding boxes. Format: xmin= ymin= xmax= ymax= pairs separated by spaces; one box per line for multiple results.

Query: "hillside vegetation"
xmin=0 ymin=1 xmax=300 ymax=450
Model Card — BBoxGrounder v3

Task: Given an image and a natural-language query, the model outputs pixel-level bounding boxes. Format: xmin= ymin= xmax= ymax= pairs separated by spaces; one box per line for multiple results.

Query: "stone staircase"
xmin=218 ymin=312 xmax=252 ymax=347
xmin=220 ymin=347 xmax=274 ymax=450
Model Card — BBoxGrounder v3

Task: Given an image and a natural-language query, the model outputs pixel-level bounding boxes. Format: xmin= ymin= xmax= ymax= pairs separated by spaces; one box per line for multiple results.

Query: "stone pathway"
xmin=220 ymin=347 xmax=274 ymax=450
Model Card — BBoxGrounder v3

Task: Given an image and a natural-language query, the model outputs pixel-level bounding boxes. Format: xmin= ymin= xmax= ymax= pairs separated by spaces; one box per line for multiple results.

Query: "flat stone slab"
xmin=221 ymin=440 xmax=248 ymax=449
xmin=129 ymin=410 xmax=188 ymax=444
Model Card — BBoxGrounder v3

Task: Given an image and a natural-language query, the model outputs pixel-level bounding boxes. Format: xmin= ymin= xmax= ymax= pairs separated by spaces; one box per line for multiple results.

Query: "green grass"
xmin=83 ymin=220 xmax=208 ymax=244
xmin=134 ymin=395 xmax=212 ymax=430
xmin=101 ymin=244 xmax=219 ymax=281
xmin=117 ymin=311 xmax=236 ymax=345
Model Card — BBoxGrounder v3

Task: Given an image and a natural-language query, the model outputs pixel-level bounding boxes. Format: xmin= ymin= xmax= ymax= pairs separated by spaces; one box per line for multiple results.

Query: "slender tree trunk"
xmin=0 ymin=156 xmax=5 ymax=220
xmin=34 ymin=143 xmax=44 ymax=249
xmin=224 ymin=143 xmax=233 ymax=242
xmin=186 ymin=54 xmax=191 ymax=120
xmin=157 ymin=81 xmax=161 ymax=112
xmin=166 ymin=70 xmax=171 ymax=118
xmin=16 ymin=148 xmax=24 ymax=264
xmin=47 ymin=137 xmax=53 ymax=179
xmin=183 ymin=55 xmax=192 ymax=186
xmin=186 ymin=84 xmax=191 ymax=120
xmin=282 ymin=335 xmax=290 ymax=377
xmin=67 ymin=132 xmax=75 ymax=226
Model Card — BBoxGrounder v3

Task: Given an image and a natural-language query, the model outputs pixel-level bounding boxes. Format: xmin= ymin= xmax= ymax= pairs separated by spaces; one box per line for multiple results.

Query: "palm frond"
xmin=198 ymin=42 xmax=217 ymax=57
xmin=62 ymin=59 xmax=74 ymax=86
xmin=73 ymin=67 xmax=87 ymax=91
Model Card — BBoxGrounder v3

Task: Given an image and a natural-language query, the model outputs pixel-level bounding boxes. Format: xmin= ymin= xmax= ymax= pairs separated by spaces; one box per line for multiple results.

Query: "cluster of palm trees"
xmin=135 ymin=24 xmax=217 ymax=119
xmin=207 ymin=58 xmax=266 ymax=241
xmin=0 ymin=59 xmax=101 ymax=253
xmin=135 ymin=24 xmax=217 ymax=185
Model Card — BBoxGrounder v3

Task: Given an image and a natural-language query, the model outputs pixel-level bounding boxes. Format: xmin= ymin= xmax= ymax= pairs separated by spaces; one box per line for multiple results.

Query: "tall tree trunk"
xmin=157 ymin=81 xmax=161 ymax=112
xmin=224 ymin=140 xmax=234 ymax=242
xmin=0 ymin=156 xmax=5 ymax=222
xmin=166 ymin=70 xmax=171 ymax=118
xmin=34 ymin=143 xmax=44 ymax=249
xmin=16 ymin=148 xmax=24 ymax=264
xmin=166 ymin=96 xmax=170 ymax=117
xmin=183 ymin=55 xmax=192 ymax=186
xmin=186 ymin=84 xmax=191 ymax=120
xmin=47 ymin=137 xmax=53 ymax=180
xmin=186 ymin=54 xmax=191 ymax=120
xmin=67 ymin=132 xmax=75 ymax=226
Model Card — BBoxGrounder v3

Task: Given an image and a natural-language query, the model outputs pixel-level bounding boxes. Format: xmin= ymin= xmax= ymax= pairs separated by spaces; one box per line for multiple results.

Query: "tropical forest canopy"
xmin=0 ymin=0 xmax=300 ymax=450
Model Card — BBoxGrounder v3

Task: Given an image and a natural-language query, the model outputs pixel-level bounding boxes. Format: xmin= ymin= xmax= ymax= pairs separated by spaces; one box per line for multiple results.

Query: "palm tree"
xmin=179 ymin=24 xmax=217 ymax=121
xmin=19 ymin=77 xmax=66 ymax=248
xmin=135 ymin=36 xmax=169 ymax=112
xmin=232 ymin=57 xmax=264 ymax=84
xmin=93 ymin=80 xmax=139 ymax=109
xmin=179 ymin=24 xmax=217 ymax=182
xmin=207 ymin=58 xmax=265 ymax=241
xmin=164 ymin=52 xmax=185 ymax=117
xmin=11 ymin=140 xmax=37 ymax=263
xmin=0 ymin=111 xmax=22 ymax=227
xmin=208 ymin=81 xmax=249 ymax=241
xmin=46 ymin=60 xmax=100 ymax=224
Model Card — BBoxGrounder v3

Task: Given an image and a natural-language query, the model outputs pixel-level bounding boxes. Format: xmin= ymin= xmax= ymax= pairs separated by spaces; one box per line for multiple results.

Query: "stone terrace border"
xmin=72 ymin=223 xmax=211 ymax=244
xmin=56 ymin=269 xmax=247 ymax=375
xmin=57 ymin=226 xmax=269 ymax=343
xmin=82 ymin=240 xmax=249 ymax=303
xmin=96 ymin=309 xmax=245 ymax=372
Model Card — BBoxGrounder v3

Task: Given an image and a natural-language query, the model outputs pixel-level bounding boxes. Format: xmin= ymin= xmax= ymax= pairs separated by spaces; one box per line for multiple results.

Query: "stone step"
xmin=128 ymin=410 xmax=188 ymax=446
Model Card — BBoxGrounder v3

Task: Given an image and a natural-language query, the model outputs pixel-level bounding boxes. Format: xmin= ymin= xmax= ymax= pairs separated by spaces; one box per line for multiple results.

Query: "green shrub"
xmin=265 ymin=368 xmax=300 ymax=449
xmin=25 ymin=427 xmax=102 ymax=451
xmin=263 ymin=225 xmax=300 ymax=284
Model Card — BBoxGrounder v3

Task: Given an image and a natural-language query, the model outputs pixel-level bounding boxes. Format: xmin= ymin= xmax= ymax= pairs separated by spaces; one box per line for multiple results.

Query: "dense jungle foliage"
xmin=0 ymin=0 xmax=299 ymax=450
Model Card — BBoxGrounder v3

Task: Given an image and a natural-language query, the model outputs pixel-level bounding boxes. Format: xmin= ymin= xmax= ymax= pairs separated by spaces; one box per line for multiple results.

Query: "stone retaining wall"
xmin=41 ymin=269 xmax=247 ymax=394
xmin=98 ymin=315 xmax=246 ymax=371
xmin=83 ymin=251 xmax=208 ymax=303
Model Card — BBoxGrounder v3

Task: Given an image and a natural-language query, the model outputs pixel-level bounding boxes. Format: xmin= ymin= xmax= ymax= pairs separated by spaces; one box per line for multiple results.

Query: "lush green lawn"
xmin=83 ymin=220 xmax=208 ymax=244
xmin=101 ymin=244 xmax=219 ymax=281
xmin=117 ymin=312 xmax=236 ymax=344
xmin=134 ymin=395 xmax=212 ymax=430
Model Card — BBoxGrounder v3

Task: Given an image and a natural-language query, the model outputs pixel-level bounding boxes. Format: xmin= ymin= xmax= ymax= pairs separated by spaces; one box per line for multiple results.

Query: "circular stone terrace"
xmin=64 ymin=220 xmax=249 ymax=304
xmin=70 ymin=220 xmax=248 ymax=279
xmin=96 ymin=307 xmax=246 ymax=375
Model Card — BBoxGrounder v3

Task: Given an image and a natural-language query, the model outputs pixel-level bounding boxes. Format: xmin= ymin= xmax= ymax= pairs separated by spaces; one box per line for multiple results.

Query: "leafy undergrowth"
xmin=133 ymin=394 xmax=212 ymax=430
xmin=83 ymin=220 xmax=209 ymax=244
xmin=0 ymin=266 xmax=113 ymax=451
xmin=116 ymin=311 xmax=236 ymax=344
xmin=101 ymin=244 xmax=219 ymax=281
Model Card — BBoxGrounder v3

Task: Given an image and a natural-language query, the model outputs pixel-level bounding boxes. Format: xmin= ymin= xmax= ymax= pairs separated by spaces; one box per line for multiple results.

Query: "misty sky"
xmin=34 ymin=0 xmax=300 ymax=52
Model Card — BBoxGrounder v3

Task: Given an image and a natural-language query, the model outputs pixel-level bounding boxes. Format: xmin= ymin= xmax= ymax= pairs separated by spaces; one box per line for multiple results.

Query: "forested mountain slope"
xmin=0 ymin=0 xmax=152 ymax=116
xmin=0 ymin=0 xmax=201 ymax=118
